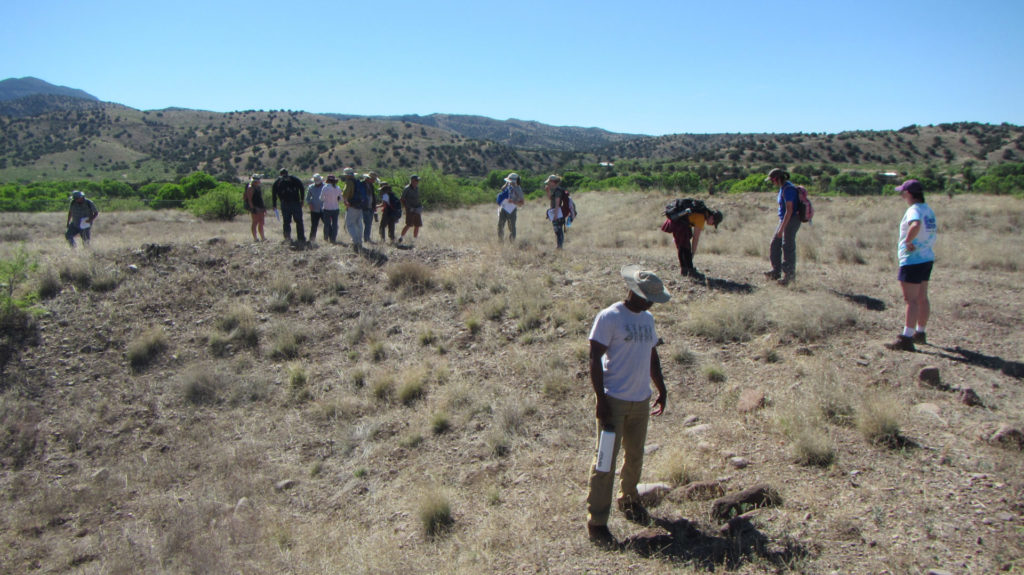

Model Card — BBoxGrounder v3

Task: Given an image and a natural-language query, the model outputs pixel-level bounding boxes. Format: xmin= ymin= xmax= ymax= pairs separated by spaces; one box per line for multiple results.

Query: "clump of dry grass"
xmin=431 ymin=412 xmax=451 ymax=435
xmin=417 ymin=489 xmax=454 ymax=538
xmin=651 ymin=446 xmax=704 ymax=485
xmin=267 ymin=277 xmax=295 ymax=312
xmin=269 ymin=325 xmax=305 ymax=360
xmin=210 ymin=303 xmax=259 ymax=355
xmin=684 ymin=291 xmax=859 ymax=343
xmin=181 ymin=365 xmax=223 ymax=405
xmin=702 ymin=363 xmax=727 ymax=383
xmin=857 ymin=396 xmax=903 ymax=448
xmin=35 ymin=268 xmax=61 ymax=299
xmin=58 ymin=260 xmax=92 ymax=289
xmin=288 ymin=363 xmax=311 ymax=402
xmin=388 ymin=261 xmax=434 ymax=293
xmin=126 ymin=327 xmax=168 ymax=371
xmin=397 ymin=368 xmax=429 ymax=405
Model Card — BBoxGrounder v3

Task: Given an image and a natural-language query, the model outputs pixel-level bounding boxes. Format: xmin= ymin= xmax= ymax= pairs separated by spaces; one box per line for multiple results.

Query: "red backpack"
xmin=795 ymin=185 xmax=814 ymax=223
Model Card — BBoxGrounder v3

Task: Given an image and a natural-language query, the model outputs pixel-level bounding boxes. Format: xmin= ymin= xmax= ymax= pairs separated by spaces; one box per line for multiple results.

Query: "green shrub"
xmin=185 ymin=183 xmax=243 ymax=220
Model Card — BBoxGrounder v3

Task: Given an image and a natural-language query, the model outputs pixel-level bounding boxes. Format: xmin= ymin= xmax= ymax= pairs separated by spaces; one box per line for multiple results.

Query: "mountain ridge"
xmin=1 ymin=77 xmax=1022 ymax=183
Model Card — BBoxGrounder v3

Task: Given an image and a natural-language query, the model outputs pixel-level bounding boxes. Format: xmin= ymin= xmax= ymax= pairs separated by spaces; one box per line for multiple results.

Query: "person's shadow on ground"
xmin=694 ymin=275 xmax=755 ymax=294
xmin=358 ymin=246 xmax=389 ymax=266
xmin=830 ymin=289 xmax=887 ymax=311
xmin=923 ymin=345 xmax=1024 ymax=379
xmin=617 ymin=516 xmax=808 ymax=570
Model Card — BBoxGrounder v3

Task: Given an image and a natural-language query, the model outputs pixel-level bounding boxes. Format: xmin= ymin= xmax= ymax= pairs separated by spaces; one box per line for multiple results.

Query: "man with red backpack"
xmin=765 ymin=168 xmax=802 ymax=285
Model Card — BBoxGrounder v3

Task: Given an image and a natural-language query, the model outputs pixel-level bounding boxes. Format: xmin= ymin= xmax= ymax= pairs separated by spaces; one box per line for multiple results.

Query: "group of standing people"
xmin=243 ymin=168 xmax=424 ymax=250
xmin=494 ymin=172 xmax=576 ymax=249
xmin=587 ymin=171 xmax=938 ymax=548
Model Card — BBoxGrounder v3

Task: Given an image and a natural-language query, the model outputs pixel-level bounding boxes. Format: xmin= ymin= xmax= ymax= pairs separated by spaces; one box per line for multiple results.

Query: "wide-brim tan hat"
xmin=621 ymin=265 xmax=671 ymax=303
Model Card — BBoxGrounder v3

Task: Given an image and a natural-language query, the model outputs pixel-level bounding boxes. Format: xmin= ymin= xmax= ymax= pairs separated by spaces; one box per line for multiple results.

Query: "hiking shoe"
xmin=587 ymin=524 xmax=616 ymax=549
xmin=618 ymin=500 xmax=652 ymax=525
xmin=777 ymin=274 xmax=793 ymax=286
xmin=884 ymin=335 xmax=916 ymax=352
xmin=763 ymin=270 xmax=781 ymax=281
xmin=912 ymin=331 xmax=927 ymax=345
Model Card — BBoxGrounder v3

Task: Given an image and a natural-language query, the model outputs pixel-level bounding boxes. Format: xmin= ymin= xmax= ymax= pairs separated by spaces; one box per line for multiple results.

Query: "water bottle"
xmin=595 ymin=425 xmax=615 ymax=472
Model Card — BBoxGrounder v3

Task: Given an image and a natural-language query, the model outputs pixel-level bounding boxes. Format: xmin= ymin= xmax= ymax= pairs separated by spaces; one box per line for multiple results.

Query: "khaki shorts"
xmin=405 ymin=211 xmax=423 ymax=227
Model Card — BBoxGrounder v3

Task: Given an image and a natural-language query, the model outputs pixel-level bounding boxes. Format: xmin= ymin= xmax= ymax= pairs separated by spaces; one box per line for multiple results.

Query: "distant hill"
xmin=328 ymin=113 xmax=640 ymax=153
xmin=1 ymin=77 xmax=1022 ymax=184
xmin=0 ymin=77 xmax=98 ymax=102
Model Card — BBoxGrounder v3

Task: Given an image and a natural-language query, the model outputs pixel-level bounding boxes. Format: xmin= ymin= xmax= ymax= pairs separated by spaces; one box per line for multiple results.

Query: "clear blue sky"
xmin=4 ymin=0 xmax=1022 ymax=135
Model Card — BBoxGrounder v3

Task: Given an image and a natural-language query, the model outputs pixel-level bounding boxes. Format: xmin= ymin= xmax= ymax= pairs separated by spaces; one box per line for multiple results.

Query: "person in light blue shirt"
xmin=885 ymin=179 xmax=937 ymax=352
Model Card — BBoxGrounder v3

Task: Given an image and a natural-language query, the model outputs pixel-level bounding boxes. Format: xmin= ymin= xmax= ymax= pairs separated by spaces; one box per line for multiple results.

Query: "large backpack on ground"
xmin=794 ymin=186 xmax=814 ymax=223
xmin=665 ymin=198 xmax=708 ymax=222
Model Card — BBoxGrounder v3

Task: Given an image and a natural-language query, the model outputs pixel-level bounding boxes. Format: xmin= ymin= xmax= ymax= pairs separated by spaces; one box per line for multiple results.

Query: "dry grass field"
xmin=1 ymin=191 xmax=1023 ymax=574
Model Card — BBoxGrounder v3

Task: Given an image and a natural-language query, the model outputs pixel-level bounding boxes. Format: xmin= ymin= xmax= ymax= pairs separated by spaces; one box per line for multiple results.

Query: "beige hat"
xmin=621 ymin=265 xmax=671 ymax=304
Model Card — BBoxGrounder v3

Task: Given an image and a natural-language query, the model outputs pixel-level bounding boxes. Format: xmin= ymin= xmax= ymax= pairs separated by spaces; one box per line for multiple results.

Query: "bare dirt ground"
xmin=1 ymin=192 xmax=1022 ymax=574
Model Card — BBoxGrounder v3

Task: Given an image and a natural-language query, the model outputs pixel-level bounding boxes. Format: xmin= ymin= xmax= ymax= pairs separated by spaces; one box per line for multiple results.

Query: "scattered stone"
xmin=90 ymin=468 xmax=110 ymax=482
xmin=682 ymin=415 xmax=700 ymax=427
xmin=711 ymin=484 xmax=782 ymax=522
xmin=918 ymin=366 xmax=946 ymax=390
xmin=685 ymin=424 xmax=712 ymax=435
xmin=915 ymin=403 xmax=942 ymax=418
xmin=958 ymin=387 xmax=982 ymax=407
xmin=737 ymin=389 xmax=766 ymax=413
xmin=926 ymin=570 xmax=953 ymax=575
xmin=644 ymin=443 xmax=661 ymax=455
xmin=274 ymin=479 xmax=299 ymax=492
xmin=127 ymin=264 xmax=139 ymax=273
xmin=668 ymin=480 xmax=726 ymax=502
xmin=636 ymin=483 xmax=672 ymax=506
xmin=728 ymin=457 xmax=750 ymax=469
xmin=988 ymin=424 xmax=1024 ymax=450
xmin=207 ymin=237 xmax=224 ymax=245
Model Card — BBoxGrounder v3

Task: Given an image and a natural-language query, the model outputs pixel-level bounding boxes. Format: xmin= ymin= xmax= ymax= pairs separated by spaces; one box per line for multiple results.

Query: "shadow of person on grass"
xmin=693 ymin=275 xmax=755 ymax=294
xmin=926 ymin=345 xmax=1024 ymax=379
xmin=829 ymin=289 xmax=886 ymax=311
xmin=617 ymin=516 xmax=808 ymax=571
xmin=358 ymin=246 xmax=389 ymax=266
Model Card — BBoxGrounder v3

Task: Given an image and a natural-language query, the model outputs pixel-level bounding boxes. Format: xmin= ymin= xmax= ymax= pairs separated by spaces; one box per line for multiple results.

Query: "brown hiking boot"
xmin=884 ymin=335 xmax=916 ymax=352
xmin=587 ymin=524 xmax=616 ymax=549
xmin=912 ymin=331 xmax=927 ymax=345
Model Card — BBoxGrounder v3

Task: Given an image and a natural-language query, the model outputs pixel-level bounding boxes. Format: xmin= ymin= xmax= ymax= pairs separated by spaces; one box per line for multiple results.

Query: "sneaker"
xmin=587 ymin=524 xmax=616 ymax=549
xmin=618 ymin=500 xmax=652 ymax=525
xmin=884 ymin=335 xmax=916 ymax=352
xmin=397 ymin=237 xmax=404 ymax=245
xmin=912 ymin=331 xmax=927 ymax=345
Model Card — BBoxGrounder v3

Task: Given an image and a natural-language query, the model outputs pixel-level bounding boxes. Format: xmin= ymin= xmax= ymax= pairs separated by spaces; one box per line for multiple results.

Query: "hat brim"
xmin=620 ymin=265 xmax=671 ymax=304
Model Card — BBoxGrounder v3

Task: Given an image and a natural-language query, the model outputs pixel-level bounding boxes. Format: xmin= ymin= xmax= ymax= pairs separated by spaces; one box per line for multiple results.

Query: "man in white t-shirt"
xmin=585 ymin=265 xmax=670 ymax=548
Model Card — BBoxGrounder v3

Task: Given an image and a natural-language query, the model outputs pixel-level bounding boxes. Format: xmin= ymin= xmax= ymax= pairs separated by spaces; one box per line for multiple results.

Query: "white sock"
xmin=902 ymin=327 xmax=915 ymax=338
xmin=915 ymin=326 xmax=926 ymax=333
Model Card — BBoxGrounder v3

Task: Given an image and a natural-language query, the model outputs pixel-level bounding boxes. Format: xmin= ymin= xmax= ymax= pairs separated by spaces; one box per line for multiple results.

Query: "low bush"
xmin=127 ymin=327 xmax=168 ymax=372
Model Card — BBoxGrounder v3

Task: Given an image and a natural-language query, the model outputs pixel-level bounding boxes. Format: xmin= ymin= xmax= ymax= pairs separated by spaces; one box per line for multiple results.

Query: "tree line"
xmin=3 ymin=162 xmax=1023 ymax=219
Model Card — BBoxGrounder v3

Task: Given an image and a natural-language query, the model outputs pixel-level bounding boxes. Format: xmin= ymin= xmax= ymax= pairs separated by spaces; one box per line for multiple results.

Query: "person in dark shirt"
xmin=272 ymin=168 xmax=307 ymax=245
